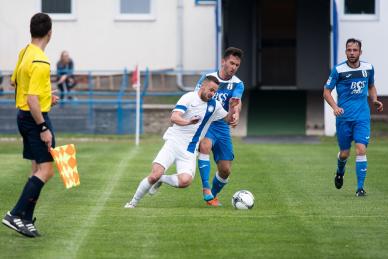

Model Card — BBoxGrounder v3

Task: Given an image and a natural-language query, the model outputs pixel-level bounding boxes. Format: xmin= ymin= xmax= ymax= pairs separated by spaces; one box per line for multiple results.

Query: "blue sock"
xmin=11 ymin=176 xmax=45 ymax=220
xmin=337 ymin=153 xmax=347 ymax=175
xmin=198 ymin=153 xmax=211 ymax=189
xmin=356 ymin=155 xmax=367 ymax=190
xmin=211 ymin=172 xmax=228 ymax=197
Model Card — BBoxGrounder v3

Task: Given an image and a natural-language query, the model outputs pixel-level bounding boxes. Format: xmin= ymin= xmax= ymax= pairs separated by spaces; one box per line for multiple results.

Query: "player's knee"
xmin=178 ymin=174 xmax=192 ymax=188
xmin=218 ymin=169 xmax=230 ymax=179
xmin=339 ymin=151 xmax=350 ymax=160
xmin=355 ymin=145 xmax=367 ymax=156
xmin=199 ymin=140 xmax=211 ymax=154
xmin=148 ymin=174 xmax=161 ymax=184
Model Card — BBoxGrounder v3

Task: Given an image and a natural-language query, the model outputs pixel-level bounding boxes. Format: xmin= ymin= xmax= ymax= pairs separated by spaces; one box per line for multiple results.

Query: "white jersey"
xmin=163 ymin=91 xmax=227 ymax=153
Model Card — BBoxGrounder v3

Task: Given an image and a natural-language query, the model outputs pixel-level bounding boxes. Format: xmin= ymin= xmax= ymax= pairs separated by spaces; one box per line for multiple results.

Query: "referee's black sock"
xmin=11 ymin=176 xmax=45 ymax=221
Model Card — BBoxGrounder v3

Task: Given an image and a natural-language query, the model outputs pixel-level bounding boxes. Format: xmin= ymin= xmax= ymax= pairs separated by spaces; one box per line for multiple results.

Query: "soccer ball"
xmin=232 ymin=190 xmax=254 ymax=209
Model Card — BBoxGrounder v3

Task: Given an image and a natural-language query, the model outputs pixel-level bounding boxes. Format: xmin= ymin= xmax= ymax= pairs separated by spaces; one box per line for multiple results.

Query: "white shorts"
xmin=153 ymin=139 xmax=197 ymax=177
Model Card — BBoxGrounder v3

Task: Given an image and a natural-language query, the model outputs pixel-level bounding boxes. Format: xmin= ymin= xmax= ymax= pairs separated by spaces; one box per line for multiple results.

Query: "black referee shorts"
xmin=17 ymin=110 xmax=55 ymax=164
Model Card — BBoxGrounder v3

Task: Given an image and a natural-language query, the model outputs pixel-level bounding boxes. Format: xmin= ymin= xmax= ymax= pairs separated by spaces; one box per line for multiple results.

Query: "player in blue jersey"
xmin=196 ymin=47 xmax=244 ymax=206
xmin=323 ymin=38 xmax=383 ymax=197
xmin=124 ymin=76 xmax=238 ymax=208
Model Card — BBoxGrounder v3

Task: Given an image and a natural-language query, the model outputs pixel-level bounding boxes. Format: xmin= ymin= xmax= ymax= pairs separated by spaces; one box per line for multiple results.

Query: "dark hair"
xmin=346 ymin=38 xmax=362 ymax=50
xmin=30 ymin=13 xmax=52 ymax=38
xmin=223 ymin=47 xmax=244 ymax=60
xmin=204 ymin=75 xmax=220 ymax=86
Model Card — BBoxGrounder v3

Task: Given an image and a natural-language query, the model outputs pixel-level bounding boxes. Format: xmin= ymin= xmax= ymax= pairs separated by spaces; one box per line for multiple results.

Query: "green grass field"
xmin=1 ymin=135 xmax=388 ymax=258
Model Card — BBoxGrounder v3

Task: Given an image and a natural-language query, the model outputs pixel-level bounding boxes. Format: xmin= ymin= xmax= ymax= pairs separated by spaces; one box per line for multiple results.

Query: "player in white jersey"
xmin=124 ymin=75 xmax=238 ymax=208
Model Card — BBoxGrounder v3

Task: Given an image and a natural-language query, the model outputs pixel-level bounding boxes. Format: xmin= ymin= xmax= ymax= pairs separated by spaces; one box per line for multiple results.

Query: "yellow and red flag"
xmin=50 ymin=144 xmax=80 ymax=189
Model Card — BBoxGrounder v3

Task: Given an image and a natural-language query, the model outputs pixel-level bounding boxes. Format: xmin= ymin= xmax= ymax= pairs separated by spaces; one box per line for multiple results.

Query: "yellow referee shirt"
xmin=11 ymin=43 xmax=52 ymax=112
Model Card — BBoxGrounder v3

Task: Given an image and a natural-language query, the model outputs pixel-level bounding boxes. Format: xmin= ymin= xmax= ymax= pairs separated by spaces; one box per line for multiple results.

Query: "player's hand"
xmin=373 ymin=100 xmax=384 ymax=112
xmin=333 ymin=107 xmax=344 ymax=117
xmin=51 ymin=89 xmax=59 ymax=106
xmin=40 ymin=130 xmax=52 ymax=151
xmin=230 ymin=113 xmax=239 ymax=128
xmin=190 ymin=115 xmax=201 ymax=124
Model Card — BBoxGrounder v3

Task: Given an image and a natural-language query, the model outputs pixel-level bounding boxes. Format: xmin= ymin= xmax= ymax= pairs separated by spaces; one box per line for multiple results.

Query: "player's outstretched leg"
xmin=198 ymin=153 xmax=213 ymax=201
xmin=355 ymin=155 xmax=367 ymax=197
xmin=125 ymin=177 xmax=152 ymax=208
xmin=335 ymin=152 xmax=347 ymax=189
xmin=207 ymin=172 xmax=228 ymax=207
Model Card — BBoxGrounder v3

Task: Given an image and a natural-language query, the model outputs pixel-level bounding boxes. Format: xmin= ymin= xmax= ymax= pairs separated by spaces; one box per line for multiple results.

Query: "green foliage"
xmin=1 ymin=136 xmax=388 ymax=258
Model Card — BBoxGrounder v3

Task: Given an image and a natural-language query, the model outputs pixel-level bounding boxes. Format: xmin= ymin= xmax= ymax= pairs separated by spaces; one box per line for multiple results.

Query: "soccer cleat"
xmin=203 ymin=188 xmax=214 ymax=201
xmin=206 ymin=197 xmax=222 ymax=207
xmin=2 ymin=211 xmax=36 ymax=238
xmin=124 ymin=200 xmax=137 ymax=209
xmin=355 ymin=188 xmax=366 ymax=197
xmin=148 ymin=181 xmax=162 ymax=195
xmin=334 ymin=173 xmax=344 ymax=189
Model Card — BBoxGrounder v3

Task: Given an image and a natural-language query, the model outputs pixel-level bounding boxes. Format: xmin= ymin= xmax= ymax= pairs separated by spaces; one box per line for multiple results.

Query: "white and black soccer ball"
xmin=232 ymin=190 xmax=254 ymax=210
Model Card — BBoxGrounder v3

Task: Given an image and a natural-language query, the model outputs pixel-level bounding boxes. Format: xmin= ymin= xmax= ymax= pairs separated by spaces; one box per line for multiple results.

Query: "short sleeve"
xmin=28 ymin=62 xmax=50 ymax=95
xmin=173 ymin=92 xmax=192 ymax=113
xmin=194 ymin=74 xmax=206 ymax=92
xmin=232 ymin=82 xmax=244 ymax=99
xmin=369 ymin=66 xmax=375 ymax=85
xmin=324 ymin=67 xmax=338 ymax=90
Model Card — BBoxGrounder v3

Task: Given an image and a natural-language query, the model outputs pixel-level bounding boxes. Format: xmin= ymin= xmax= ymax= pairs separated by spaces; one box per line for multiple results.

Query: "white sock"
xmin=132 ymin=177 xmax=152 ymax=202
xmin=159 ymin=174 xmax=179 ymax=187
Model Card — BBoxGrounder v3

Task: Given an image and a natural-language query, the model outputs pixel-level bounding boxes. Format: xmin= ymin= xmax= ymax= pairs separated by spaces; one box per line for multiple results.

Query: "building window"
xmin=116 ymin=0 xmax=155 ymax=21
xmin=340 ymin=0 xmax=379 ymax=21
xmin=40 ymin=0 xmax=76 ymax=20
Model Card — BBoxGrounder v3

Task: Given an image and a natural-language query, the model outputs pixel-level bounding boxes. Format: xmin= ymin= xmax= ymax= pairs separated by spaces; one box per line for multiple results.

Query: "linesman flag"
xmin=131 ymin=65 xmax=140 ymax=89
xmin=50 ymin=144 xmax=80 ymax=189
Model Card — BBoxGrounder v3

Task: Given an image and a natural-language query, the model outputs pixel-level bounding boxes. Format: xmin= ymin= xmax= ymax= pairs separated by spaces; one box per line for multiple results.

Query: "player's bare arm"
xmin=171 ymin=111 xmax=200 ymax=126
xmin=323 ymin=88 xmax=344 ymax=116
xmin=27 ymin=94 xmax=52 ymax=149
xmin=368 ymin=84 xmax=384 ymax=112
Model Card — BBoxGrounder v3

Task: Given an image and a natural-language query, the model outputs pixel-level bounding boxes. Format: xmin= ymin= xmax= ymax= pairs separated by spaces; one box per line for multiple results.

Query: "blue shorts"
xmin=336 ymin=120 xmax=370 ymax=151
xmin=17 ymin=110 xmax=55 ymax=164
xmin=204 ymin=122 xmax=234 ymax=162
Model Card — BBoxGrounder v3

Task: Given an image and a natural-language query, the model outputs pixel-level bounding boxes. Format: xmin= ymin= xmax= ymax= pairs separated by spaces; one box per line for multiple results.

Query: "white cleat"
xmin=148 ymin=181 xmax=162 ymax=195
xmin=124 ymin=200 xmax=137 ymax=209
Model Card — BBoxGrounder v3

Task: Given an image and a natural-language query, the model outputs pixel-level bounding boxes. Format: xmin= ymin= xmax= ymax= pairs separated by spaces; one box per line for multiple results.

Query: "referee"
xmin=2 ymin=13 xmax=59 ymax=238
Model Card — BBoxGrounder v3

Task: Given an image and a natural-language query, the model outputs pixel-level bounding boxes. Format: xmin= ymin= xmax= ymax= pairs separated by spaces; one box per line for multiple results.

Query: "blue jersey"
xmin=195 ymin=71 xmax=244 ymax=128
xmin=325 ymin=61 xmax=374 ymax=121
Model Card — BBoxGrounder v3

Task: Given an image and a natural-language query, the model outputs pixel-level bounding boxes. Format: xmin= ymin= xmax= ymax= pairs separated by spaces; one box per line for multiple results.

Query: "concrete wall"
xmin=337 ymin=0 xmax=388 ymax=95
xmin=0 ymin=0 xmax=216 ymax=72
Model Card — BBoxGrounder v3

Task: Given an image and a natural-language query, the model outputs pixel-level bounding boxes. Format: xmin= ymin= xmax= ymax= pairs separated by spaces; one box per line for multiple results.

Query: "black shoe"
xmin=2 ymin=212 xmax=36 ymax=238
xmin=334 ymin=173 xmax=344 ymax=189
xmin=355 ymin=188 xmax=366 ymax=197
xmin=25 ymin=218 xmax=40 ymax=237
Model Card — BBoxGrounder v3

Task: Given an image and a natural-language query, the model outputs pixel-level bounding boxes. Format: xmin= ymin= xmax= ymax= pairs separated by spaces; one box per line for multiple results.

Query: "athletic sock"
xmin=356 ymin=155 xmax=367 ymax=190
xmin=211 ymin=172 xmax=228 ymax=197
xmin=198 ymin=153 xmax=211 ymax=189
xmin=132 ymin=177 xmax=152 ymax=203
xmin=159 ymin=174 xmax=179 ymax=187
xmin=11 ymin=176 xmax=45 ymax=221
xmin=337 ymin=152 xmax=347 ymax=175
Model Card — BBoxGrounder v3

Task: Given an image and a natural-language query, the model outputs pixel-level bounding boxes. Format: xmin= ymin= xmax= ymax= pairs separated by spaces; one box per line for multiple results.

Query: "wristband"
xmin=38 ymin=122 xmax=49 ymax=132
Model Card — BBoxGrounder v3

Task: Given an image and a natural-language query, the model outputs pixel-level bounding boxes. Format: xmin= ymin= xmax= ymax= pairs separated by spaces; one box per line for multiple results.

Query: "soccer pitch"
xmin=1 ymin=136 xmax=388 ymax=258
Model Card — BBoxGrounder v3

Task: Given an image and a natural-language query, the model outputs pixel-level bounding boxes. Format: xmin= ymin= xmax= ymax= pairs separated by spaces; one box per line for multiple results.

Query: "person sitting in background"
xmin=56 ymin=50 xmax=76 ymax=100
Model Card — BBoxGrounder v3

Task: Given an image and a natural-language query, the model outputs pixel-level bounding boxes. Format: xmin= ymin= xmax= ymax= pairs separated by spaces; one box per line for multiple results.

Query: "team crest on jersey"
xmin=227 ymin=83 xmax=233 ymax=90
xmin=362 ymin=70 xmax=368 ymax=78
xmin=207 ymin=105 xmax=215 ymax=113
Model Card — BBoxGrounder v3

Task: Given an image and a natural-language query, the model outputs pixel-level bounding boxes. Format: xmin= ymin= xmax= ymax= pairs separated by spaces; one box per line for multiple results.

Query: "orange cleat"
xmin=203 ymin=188 xmax=214 ymax=201
xmin=206 ymin=197 xmax=222 ymax=207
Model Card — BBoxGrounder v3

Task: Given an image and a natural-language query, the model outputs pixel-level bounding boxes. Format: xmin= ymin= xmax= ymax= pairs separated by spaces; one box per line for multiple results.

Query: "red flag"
xmin=131 ymin=65 xmax=140 ymax=88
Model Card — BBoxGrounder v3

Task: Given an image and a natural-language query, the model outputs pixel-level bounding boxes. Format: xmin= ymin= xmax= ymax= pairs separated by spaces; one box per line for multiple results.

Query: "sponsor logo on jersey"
xmin=208 ymin=105 xmax=215 ymax=113
xmin=350 ymin=81 xmax=366 ymax=94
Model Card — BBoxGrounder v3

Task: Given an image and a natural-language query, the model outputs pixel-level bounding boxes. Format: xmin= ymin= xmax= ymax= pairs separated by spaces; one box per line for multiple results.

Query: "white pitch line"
xmin=123 ymin=214 xmax=388 ymax=219
xmin=68 ymin=147 xmax=138 ymax=259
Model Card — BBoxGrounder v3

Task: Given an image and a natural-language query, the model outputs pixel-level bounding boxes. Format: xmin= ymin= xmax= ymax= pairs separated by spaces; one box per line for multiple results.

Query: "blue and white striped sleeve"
xmin=173 ymin=92 xmax=191 ymax=113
